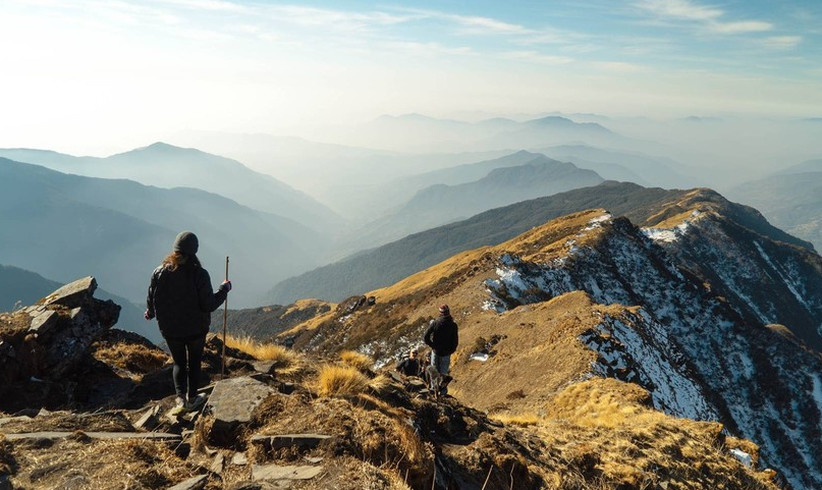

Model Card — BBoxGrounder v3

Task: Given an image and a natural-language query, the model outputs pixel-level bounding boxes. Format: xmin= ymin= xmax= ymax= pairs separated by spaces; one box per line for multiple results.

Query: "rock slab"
xmin=206 ymin=376 xmax=278 ymax=445
xmin=252 ymin=464 xmax=323 ymax=482
xmin=167 ymin=475 xmax=208 ymax=490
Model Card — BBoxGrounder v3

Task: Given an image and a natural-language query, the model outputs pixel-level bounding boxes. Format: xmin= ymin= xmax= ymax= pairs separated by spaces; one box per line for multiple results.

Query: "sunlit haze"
xmin=2 ymin=0 xmax=821 ymax=156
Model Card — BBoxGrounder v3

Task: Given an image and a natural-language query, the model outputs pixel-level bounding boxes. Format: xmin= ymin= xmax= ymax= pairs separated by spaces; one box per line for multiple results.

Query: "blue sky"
xmin=1 ymin=0 xmax=820 ymax=153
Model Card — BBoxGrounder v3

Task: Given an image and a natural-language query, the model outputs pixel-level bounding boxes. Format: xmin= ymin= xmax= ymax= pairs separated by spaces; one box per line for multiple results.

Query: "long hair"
xmin=162 ymin=252 xmax=201 ymax=271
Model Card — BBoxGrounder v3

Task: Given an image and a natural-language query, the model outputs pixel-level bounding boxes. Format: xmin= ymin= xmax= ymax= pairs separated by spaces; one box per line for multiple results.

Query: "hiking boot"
xmin=186 ymin=394 xmax=206 ymax=412
xmin=169 ymin=397 xmax=186 ymax=416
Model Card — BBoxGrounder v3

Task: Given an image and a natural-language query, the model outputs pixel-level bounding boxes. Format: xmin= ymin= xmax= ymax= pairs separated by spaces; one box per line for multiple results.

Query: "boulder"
xmin=205 ymin=376 xmax=278 ymax=445
xmin=0 ymin=277 xmax=120 ymax=389
xmin=41 ymin=276 xmax=96 ymax=308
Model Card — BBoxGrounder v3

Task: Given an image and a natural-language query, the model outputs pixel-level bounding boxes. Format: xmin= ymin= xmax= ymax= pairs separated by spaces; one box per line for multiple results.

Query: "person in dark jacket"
xmin=423 ymin=304 xmax=458 ymax=395
xmin=145 ymin=231 xmax=231 ymax=412
xmin=396 ymin=349 xmax=421 ymax=377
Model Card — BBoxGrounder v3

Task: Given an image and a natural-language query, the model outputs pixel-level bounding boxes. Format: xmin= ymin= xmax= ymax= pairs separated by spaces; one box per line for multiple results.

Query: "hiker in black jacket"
xmin=396 ymin=349 xmax=421 ymax=377
xmin=423 ymin=304 xmax=458 ymax=395
xmin=145 ymin=231 xmax=231 ymax=413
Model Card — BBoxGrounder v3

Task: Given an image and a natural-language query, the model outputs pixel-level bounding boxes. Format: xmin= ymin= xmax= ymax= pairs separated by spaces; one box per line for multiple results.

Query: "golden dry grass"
xmin=93 ymin=343 xmax=168 ymax=376
xmin=224 ymin=334 xmax=298 ymax=365
xmin=316 ymin=364 xmax=371 ymax=397
xmin=4 ymin=438 xmax=198 ymax=489
xmin=339 ymin=350 xmax=373 ymax=371
xmin=489 ymin=412 xmax=541 ymax=427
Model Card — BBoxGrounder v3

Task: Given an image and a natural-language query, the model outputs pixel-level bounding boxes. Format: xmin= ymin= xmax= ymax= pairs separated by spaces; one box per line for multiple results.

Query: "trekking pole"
xmin=221 ymin=256 xmax=229 ymax=377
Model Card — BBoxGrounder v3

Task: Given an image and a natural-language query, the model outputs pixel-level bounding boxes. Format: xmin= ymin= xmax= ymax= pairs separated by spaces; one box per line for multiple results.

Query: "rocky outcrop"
xmin=0 ymin=276 xmax=120 ymax=388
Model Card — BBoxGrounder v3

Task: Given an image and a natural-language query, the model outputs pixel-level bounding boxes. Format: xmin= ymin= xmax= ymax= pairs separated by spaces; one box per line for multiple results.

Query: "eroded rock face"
xmin=0 ymin=276 xmax=120 ymax=387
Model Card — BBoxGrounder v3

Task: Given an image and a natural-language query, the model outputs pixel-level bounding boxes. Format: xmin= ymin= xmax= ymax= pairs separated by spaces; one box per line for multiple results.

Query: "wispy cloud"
xmin=636 ymin=0 xmax=721 ymax=21
xmin=503 ymin=51 xmax=574 ymax=65
xmin=762 ymin=35 xmax=802 ymax=50
xmin=710 ymin=21 xmax=772 ymax=34
xmin=635 ymin=0 xmax=773 ymax=34
xmin=594 ymin=61 xmax=647 ymax=73
xmin=393 ymin=7 xmax=531 ymax=35
xmin=154 ymin=0 xmax=248 ymax=13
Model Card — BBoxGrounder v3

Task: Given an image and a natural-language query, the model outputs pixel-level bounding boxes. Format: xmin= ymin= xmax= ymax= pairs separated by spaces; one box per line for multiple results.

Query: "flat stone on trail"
xmin=167 ymin=475 xmax=208 ymax=490
xmin=251 ymin=434 xmax=332 ymax=450
xmin=4 ymin=431 xmax=181 ymax=442
xmin=41 ymin=276 xmax=97 ymax=308
xmin=252 ymin=464 xmax=323 ymax=482
xmin=208 ymin=376 xmax=277 ymax=425
xmin=252 ymin=360 xmax=276 ymax=374
xmin=206 ymin=376 xmax=278 ymax=445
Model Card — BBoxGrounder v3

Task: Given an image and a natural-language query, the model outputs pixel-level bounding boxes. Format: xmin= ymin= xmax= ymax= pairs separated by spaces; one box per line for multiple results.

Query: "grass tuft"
xmin=340 ymin=350 xmax=374 ymax=371
xmin=316 ymin=364 xmax=371 ymax=397
xmin=224 ymin=334 xmax=298 ymax=365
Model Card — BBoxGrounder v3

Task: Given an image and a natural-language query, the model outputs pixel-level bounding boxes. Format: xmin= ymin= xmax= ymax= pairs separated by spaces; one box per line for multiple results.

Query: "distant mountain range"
xmin=311 ymin=113 xmax=630 ymax=153
xmin=0 ymin=157 xmax=326 ymax=309
xmin=345 ymin=153 xmax=604 ymax=249
xmin=728 ymin=168 xmax=822 ymax=251
xmin=0 ymin=143 xmax=340 ymax=232
xmin=268 ymin=181 xmax=807 ymax=305
xmin=538 ymin=144 xmax=700 ymax=189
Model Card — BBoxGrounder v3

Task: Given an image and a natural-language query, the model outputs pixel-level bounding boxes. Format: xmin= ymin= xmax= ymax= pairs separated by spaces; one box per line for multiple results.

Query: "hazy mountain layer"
xmin=345 ymin=155 xmax=604 ymax=252
xmin=0 ymin=157 xmax=325 ymax=310
xmin=728 ymin=171 xmax=822 ymax=251
xmin=538 ymin=144 xmax=700 ymax=188
xmin=318 ymin=113 xmax=628 ymax=153
xmin=0 ymin=143 xmax=340 ymax=232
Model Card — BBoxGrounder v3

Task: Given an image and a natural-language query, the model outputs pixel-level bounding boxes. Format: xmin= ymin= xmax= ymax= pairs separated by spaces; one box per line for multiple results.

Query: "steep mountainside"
xmin=278 ymin=197 xmax=822 ymax=488
xmin=1 ymin=280 xmax=778 ymax=490
xmin=0 ymin=157 xmax=325 ymax=308
xmin=728 ymin=171 xmax=822 ymax=251
xmin=352 ymin=158 xmax=603 ymax=247
xmin=266 ymin=181 xmax=809 ymax=305
xmin=0 ymin=143 xmax=340 ymax=231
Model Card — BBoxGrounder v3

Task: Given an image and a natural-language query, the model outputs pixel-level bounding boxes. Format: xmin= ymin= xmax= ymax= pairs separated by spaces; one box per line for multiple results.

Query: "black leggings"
xmin=165 ymin=333 xmax=206 ymax=400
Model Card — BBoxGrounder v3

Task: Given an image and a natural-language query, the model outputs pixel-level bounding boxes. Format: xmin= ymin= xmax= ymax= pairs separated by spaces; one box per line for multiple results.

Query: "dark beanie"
xmin=173 ymin=231 xmax=199 ymax=256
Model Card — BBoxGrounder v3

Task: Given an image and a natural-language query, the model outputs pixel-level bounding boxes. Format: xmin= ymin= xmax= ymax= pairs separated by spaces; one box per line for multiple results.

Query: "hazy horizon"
xmin=2 ymin=0 xmax=820 ymax=157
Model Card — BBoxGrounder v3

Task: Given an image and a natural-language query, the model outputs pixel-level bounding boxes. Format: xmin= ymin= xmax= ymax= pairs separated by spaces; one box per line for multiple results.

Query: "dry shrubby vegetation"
xmin=224 ymin=334 xmax=297 ymax=365
xmin=339 ymin=350 xmax=374 ymax=371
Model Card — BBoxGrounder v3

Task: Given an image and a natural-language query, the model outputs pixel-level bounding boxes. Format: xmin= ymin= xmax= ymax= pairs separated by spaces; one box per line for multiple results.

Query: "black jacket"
xmin=396 ymin=358 xmax=421 ymax=377
xmin=146 ymin=262 xmax=227 ymax=339
xmin=424 ymin=314 xmax=459 ymax=356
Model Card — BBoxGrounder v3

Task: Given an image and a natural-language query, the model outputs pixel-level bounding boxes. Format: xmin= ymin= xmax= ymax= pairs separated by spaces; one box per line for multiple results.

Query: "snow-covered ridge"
xmin=583 ymin=311 xmax=717 ymax=421
xmin=483 ymin=215 xmax=822 ymax=489
xmin=640 ymin=210 xmax=701 ymax=243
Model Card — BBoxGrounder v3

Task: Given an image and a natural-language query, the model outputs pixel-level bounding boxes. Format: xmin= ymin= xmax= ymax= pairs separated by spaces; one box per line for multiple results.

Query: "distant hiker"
xmin=145 ymin=231 xmax=231 ymax=414
xmin=396 ymin=349 xmax=421 ymax=377
xmin=423 ymin=304 xmax=458 ymax=395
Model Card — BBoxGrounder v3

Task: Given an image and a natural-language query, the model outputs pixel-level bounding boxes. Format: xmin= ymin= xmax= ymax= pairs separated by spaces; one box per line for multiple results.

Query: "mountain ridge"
xmin=277 ymin=200 xmax=822 ymax=488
